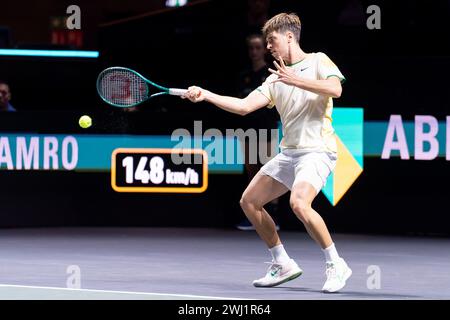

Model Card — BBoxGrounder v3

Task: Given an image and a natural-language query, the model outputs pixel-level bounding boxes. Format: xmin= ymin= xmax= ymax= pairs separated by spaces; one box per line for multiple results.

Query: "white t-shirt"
xmin=256 ymin=52 xmax=345 ymax=153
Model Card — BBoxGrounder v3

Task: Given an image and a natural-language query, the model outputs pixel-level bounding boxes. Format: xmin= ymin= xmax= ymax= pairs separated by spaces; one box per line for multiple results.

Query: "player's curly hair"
xmin=262 ymin=13 xmax=301 ymax=43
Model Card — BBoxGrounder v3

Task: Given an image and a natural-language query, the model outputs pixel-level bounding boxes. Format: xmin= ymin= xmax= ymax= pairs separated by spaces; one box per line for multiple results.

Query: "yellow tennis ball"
xmin=79 ymin=115 xmax=92 ymax=129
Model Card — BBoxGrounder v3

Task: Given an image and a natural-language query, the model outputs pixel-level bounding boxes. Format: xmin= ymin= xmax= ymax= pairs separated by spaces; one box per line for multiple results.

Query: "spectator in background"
xmin=0 ymin=80 xmax=15 ymax=111
xmin=235 ymin=34 xmax=280 ymax=231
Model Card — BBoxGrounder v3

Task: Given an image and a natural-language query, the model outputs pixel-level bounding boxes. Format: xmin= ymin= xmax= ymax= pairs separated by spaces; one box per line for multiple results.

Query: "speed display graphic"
xmin=111 ymin=148 xmax=208 ymax=193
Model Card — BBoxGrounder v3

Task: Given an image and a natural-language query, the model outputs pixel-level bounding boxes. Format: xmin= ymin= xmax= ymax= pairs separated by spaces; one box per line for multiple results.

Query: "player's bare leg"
xmin=289 ymin=182 xmax=332 ymax=248
xmin=290 ymin=181 xmax=352 ymax=292
xmin=239 ymin=172 xmax=287 ymax=247
xmin=240 ymin=173 xmax=303 ymax=287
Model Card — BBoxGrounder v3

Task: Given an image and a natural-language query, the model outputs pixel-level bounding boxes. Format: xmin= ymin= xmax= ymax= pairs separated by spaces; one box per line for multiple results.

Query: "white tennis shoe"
xmin=253 ymin=259 xmax=303 ymax=287
xmin=322 ymin=257 xmax=352 ymax=293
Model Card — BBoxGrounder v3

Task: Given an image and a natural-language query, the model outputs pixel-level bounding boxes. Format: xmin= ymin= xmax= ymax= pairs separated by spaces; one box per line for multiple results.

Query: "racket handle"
xmin=169 ymin=88 xmax=188 ymax=96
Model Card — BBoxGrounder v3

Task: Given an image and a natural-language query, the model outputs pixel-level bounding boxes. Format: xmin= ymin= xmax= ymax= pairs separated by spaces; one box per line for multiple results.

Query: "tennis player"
xmin=183 ymin=12 xmax=351 ymax=293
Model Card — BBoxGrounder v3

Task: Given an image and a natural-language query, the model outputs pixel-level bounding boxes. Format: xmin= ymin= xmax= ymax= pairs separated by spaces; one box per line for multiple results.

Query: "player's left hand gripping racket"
xmin=96 ymin=67 xmax=187 ymax=108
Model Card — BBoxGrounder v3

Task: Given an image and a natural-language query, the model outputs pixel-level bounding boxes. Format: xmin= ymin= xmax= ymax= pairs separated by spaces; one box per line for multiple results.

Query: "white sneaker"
xmin=253 ymin=259 xmax=303 ymax=287
xmin=322 ymin=257 xmax=352 ymax=293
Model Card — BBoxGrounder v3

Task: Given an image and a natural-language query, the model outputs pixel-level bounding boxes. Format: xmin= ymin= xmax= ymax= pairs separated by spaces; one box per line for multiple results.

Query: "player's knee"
xmin=240 ymin=194 xmax=258 ymax=211
xmin=239 ymin=194 xmax=251 ymax=209
xmin=290 ymin=198 xmax=311 ymax=222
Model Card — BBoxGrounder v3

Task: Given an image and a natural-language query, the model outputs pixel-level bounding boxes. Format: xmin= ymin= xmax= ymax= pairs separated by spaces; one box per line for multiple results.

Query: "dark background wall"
xmin=1 ymin=0 xmax=449 ymax=235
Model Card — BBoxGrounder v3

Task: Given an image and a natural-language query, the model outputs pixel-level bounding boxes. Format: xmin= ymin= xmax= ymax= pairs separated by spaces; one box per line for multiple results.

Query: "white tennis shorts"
xmin=259 ymin=149 xmax=337 ymax=194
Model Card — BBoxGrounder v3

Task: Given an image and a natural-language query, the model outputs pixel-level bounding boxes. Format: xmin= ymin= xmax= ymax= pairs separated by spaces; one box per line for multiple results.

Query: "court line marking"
xmin=0 ymin=284 xmax=250 ymax=300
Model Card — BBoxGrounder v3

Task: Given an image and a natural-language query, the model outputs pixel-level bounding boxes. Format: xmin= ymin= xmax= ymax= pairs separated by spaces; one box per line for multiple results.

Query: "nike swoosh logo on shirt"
xmin=300 ymin=66 xmax=310 ymax=71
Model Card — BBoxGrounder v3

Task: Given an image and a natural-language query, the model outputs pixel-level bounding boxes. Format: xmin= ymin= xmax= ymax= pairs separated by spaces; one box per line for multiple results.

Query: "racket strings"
xmin=98 ymin=69 xmax=148 ymax=107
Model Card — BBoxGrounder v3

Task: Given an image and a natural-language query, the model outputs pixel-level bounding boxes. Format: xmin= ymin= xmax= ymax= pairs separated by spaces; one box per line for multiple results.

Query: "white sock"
xmin=269 ymin=244 xmax=291 ymax=264
xmin=322 ymin=243 xmax=340 ymax=263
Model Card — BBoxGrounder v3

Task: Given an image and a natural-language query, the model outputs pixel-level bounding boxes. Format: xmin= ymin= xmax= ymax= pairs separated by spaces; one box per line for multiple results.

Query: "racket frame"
xmin=96 ymin=66 xmax=185 ymax=108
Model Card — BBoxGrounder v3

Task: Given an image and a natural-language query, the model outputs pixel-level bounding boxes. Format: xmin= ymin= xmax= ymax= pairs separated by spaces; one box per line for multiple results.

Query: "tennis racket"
xmin=96 ymin=67 xmax=187 ymax=108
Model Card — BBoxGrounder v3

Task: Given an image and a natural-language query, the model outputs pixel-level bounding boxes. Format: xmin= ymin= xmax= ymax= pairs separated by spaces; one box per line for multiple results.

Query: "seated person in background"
xmin=0 ymin=80 xmax=16 ymax=111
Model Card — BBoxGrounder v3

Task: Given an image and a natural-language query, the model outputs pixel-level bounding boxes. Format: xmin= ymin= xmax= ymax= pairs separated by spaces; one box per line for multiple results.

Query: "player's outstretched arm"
xmin=182 ymin=86 xmax=270 ymax=116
